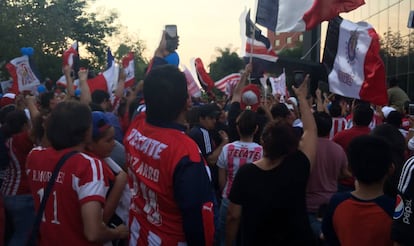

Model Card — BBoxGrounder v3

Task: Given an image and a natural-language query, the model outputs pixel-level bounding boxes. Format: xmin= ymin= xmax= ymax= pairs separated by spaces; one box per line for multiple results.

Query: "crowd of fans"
xmin=0 ymin=32 xmax=413 ymax=246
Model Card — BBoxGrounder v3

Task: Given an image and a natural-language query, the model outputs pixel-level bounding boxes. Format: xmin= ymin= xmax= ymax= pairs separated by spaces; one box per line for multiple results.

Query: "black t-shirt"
xmin=229 ymin=150 xmax=315 ymax=246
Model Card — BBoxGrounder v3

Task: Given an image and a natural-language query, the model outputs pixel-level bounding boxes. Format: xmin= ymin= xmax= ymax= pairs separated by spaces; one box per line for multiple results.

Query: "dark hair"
xmin=261 ymin=120 xmax=299 ymax=161
xmin=46 ymin=101 xmax=92 ymax=150
xmin=348 ymin=135 xmax=392 ymax=184
xmin=2 ymin=110 xmax=28 ymax=137
xmin=328 ymin=101 xmax=342 ymax=117
xmin=91 ymin=90 xmax=110 ymax=104
xmin=313 ymin=111 xmax=332 ymax=137
xmin=144 ymin=65 xmax=188 ymax=122
xmin=39 ymin=91 xmax=55 ymax=112
xmin=270 ymin=103 xmax=290 ymax=119
xmin=236 ymin=110 xmax=258 ymax=138
xmin=371 ymin=123 xmax=406 ymax=196
xmin=385 ymin=111 xmax=402 ymax=128
xmin=353 ymin=102 xmax=373 ymax=126
xmin=0 ymin=104 xmax=16 ymax=125
xmin=186 ymin=107 xmax=200 ymax=129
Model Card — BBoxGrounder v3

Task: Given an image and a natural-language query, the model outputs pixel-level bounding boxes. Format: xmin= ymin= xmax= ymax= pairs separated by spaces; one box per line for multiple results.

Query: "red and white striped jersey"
xmin=329 ymin=117 xmax=347 ymax=140
xmin=1 ymin=131 xmax=33 ymax=196
xmin=26 ymin=147 xmax=109 ymax=246
xmin=217 ymin=141 xmax=263 ymax=198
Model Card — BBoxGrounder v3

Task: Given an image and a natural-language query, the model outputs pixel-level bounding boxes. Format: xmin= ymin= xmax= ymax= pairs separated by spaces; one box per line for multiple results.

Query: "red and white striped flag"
xmin=122 ymin=52 xmax=135 ymax=88
xmin=214 ymin=73 xmax=241 ymax=96
xmin=87 ymin=64 xmax=118 ymax=94
xmin=182 ymin=66 xmax=201 ymax=98
xmin=63 ymin=41 xmax=78 ymax=68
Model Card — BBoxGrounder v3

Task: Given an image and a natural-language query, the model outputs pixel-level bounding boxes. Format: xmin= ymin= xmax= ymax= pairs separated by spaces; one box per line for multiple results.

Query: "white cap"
xmin=381 ymin=106 xmax=396 ymax=119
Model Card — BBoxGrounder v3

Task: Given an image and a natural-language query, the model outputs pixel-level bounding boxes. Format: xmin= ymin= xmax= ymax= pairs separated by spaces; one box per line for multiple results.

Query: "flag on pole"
xmin=107 ymin=47 xmax=114 ymax=70
xmin=214 ymin=73 xmax=241 ymax=96
xmin=268 ymin=71 xmax=288 ymax=97
xmin=122 ymin=52 xmax=135 ymax=88
xmin=6 ymin=55 xmax=40 ymax=93
xmin=182 ymin=65 xmax=202 ymax=98
xmin=63 ymin=41 xmax=79 ymax=69
xmin=322 ymin=17 xmax=387 ymax=106
xmin=194 ymin=58 xmax=215 ymax=92
xmin=256 ymin=0 xmax=365 ymax=33
xmin=245 ymin=10 xmax=278 ymax=62
xmin=87 ymin=49 xmax=118 ymax=94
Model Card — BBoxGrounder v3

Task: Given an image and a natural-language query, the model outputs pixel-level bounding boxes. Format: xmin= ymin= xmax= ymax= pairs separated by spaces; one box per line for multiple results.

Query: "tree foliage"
xmin=278 ymin=42 xmax=303 ymax=58
xmin=0 ymin=0 xmax=147 ymax=83
xmin=380 ymin=29 xmax=414 ymax=99
xmin=208 ymin=47 xmax=244 ymax=81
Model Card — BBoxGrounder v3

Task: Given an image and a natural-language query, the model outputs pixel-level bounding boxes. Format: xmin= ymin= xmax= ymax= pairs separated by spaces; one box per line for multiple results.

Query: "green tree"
xmin=113 ymin=34 xmax=148 ymax=81
xmin=379 ymin=29 xmax=414 ymax=99
xmin=209 ymin=47 xmax=244 ymax=81
xmin=278 ymin=42 xmax=303 ymax=58
xmin=0 ymin=0 xmax=141 ymax=82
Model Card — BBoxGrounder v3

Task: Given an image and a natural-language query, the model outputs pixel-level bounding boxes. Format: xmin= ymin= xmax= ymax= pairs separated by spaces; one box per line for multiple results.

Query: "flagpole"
xmin=248 ymin=21 xmax=256 ymax=84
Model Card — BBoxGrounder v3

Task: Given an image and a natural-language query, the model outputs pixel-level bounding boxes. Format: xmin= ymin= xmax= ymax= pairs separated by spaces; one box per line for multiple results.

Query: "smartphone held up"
xmin=165 ymin=25 xmax=178 ymax=52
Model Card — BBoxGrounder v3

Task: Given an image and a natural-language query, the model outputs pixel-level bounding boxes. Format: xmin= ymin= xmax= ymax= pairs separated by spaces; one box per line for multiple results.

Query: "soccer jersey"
xmin=125 ymin=118 xmax=215 ymax=246
xmin=217 ymin=141 xmax=262 ymax=198
xmin=392 ymin=156 xmax=414 ymax=245
xmin=1 ymin=131 xmax=33 ymax=196
xmin=322 ymin=192 xmax=395 ymax=246
xmin=329 ymin=117 xmax=347 ymax=140
xmin=26 ymin=147 xmax=108 ymax=246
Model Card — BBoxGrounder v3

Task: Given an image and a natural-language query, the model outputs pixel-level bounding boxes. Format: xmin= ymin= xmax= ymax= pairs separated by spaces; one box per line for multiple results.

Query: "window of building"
xmin=287 ymin=37 xmax=292 ymax=44
xmin=299 ymin=34 xmax=303 ymax=42
xmin=275 ymin=39 xmax=280 ymax=46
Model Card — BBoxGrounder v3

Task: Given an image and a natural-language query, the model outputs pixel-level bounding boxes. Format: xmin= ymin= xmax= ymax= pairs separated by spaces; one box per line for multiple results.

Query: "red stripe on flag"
xmin=359 ymin=28 xmax=387 ymax=106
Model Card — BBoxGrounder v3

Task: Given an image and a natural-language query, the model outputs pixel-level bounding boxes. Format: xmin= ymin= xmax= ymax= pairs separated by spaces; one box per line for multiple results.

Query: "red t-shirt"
xmin=1 ymin=131 xmax=33 ymax=195
xmin=27 ymin=147 xmax=109 ymax=246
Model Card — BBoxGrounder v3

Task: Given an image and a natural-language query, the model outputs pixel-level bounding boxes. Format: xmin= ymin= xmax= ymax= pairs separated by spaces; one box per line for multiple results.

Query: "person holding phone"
xmin=146 ymin=25 xmax=179 ymax=74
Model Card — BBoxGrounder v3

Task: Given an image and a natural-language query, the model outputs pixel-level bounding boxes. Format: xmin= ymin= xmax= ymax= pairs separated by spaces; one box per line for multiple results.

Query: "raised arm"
xmin=63 ymin=65 xmax=75 ymax=99
xmin=114 ymin=67 xmax=126 ymax=99
xmin=292 ymin=75 xmax=317 ymax=168
xmin=78 ymin=69 xmax=91 ymax=105
xmin=231 ymin=63 xmax=252 ymax=103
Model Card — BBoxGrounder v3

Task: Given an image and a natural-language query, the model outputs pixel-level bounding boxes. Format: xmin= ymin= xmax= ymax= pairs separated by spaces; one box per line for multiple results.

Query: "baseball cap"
xmin=0 ymin=93 xmax=16 ymax=108
xmin=240 ymin=84 xmax=261 ymax=111
xmin=381 ymin=106 xmax=396 ymax=119
xmin=198 ymin=103 xmax=221 ymax=118
xmin=91 ymin=111 xmax=112 ymax=139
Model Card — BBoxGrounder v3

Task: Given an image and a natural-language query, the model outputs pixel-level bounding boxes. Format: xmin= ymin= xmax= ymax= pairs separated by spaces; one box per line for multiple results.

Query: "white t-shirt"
xmin=217 ymin=141 xmax=263 ymax=198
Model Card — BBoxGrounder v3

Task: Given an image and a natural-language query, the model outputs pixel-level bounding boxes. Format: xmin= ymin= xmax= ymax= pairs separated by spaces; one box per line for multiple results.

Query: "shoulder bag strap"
xmin=27 ymin=150 xmax=79 ymax=246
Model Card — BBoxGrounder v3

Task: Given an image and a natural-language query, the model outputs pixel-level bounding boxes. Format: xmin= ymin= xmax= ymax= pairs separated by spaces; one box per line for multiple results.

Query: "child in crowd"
xmin=85 ymin=111 xmax=129 ymax=227
xmin=26 ymin=101 xmax=128 ymax=245
xmin=322 ymin=135 xmax=395 ymax=246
